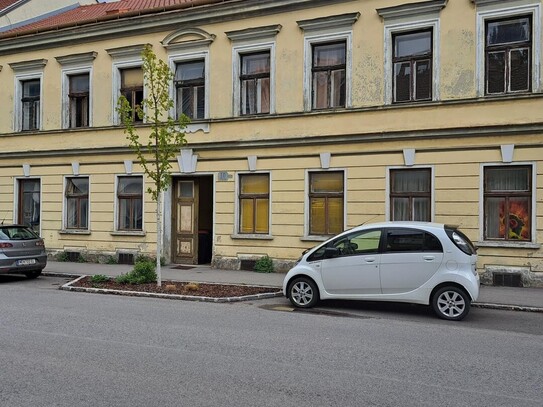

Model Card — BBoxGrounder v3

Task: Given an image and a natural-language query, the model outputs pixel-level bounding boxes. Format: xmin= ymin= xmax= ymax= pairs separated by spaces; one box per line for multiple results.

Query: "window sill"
xmin=231 ymin=234 xmax=273 ymax=240
xmin=110 ymin=231 xmax=146 ymax=237
xmin=59 ymin=229 xmax=91 ymax=235
xmin=301 ymin=236 xmax=329 ymax=242
xmin=476 ymin=241 xmax=541 ymax=250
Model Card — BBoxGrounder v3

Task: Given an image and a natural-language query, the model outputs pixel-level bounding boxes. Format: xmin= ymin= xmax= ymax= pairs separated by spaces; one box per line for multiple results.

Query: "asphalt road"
xmin=1 ymin=275 xmax=542 ymax=407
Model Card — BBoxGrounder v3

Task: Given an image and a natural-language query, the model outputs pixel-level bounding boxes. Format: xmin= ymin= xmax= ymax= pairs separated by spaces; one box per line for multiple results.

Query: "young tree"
xmin=117 ymin=45 xmax=189 ymax=286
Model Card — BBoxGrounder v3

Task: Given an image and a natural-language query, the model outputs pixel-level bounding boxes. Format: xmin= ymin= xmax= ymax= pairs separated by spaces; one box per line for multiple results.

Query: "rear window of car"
xmin=0 ymin=227 xmax=39 ymax=240
xmin=384 ymin=228 xmax=443 ymax=253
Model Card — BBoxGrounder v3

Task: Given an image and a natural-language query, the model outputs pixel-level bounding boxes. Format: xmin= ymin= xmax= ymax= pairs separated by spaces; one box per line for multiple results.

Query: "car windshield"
xmin=0 ymin=227 xmax=39 ymax=240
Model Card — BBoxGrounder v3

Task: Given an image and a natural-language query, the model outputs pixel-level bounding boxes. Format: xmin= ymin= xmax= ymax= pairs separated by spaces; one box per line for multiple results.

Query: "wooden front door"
xmin=173 ymin=179 xmax=199 ymax=264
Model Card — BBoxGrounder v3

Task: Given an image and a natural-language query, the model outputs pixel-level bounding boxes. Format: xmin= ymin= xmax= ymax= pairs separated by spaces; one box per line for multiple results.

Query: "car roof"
xmin=351 ymin=221 xmax=448 ymax=232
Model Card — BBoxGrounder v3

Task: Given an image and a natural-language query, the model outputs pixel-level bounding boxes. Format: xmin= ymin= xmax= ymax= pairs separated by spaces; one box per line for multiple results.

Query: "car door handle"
xmin=423 ymin=256 xmax=435 ymax=261
xmin=364 ymin=257 xmax=376 ymax=263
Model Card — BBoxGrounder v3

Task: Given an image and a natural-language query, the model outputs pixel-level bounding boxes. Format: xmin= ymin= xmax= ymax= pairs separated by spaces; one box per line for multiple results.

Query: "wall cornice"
xmin=0 ymin=0 xmax=352 ymax=56
xmin=377 ymin=0 xmax=447 ymax=20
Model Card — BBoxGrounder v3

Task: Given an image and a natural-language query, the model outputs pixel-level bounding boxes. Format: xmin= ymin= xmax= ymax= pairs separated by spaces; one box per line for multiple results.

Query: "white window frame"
xmin=233 ymin=171 xmax=272 ymax=239
xmin=385 ymin=166 xmax=435 ymax=222
xmin=232 ymin=42 xmax=276 ymax=116
xmin=303 ymin=168 xmax=347 ymax=240
xmin=168 ymin=50 xmax=210 ymax=121
xmin=62 ymin=175 xmax=91 ymax=232
xmin=478 ymin=162 xmax=537 ymax=247
xmin=114 ymin=174 xmax=145 ymax=234
xmin=383 ymin=19 xmax=440 ymax=105
xmin=475 ymin=1 xmax=541 ymax=96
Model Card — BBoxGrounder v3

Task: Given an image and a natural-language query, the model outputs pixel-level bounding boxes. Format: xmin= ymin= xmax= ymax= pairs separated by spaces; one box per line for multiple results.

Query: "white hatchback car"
xmin=283 ymin=222 xmax=479 ymax=321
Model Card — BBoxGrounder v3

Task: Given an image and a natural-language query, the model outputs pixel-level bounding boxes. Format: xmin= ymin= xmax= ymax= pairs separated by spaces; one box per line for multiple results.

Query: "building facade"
xmin=0 ymin=0 xmax=542 ymax=286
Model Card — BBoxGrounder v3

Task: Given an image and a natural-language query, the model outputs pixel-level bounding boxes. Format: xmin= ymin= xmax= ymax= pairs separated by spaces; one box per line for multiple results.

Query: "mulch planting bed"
xmin=72 ymin=276 xmax=279 ymax=298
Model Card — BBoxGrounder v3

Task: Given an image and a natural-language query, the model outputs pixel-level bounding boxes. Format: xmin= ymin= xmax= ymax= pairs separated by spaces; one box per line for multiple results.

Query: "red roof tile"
xmin=1 ymin=0 xmax=228 ymax=38
xmin=0 ymin=0 xmax=23 ymax=12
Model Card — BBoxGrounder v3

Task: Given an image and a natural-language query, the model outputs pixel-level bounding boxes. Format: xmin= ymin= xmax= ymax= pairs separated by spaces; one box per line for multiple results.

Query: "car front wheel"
xmin=288 ymin=277 xmax=319 ymax=308
xmin=432 ymin=286 xmax=471 ymax=321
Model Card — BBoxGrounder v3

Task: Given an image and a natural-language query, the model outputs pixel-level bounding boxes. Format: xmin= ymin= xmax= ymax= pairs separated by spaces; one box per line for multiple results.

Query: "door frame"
xmin=14 ymin=177 xmax=42 ymax=235
xmin=164 ymin=173 xmax=215 ymax=264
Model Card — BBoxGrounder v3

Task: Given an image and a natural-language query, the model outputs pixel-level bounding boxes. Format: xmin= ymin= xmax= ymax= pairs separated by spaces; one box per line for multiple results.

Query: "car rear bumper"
xmin=0 ymin=254 xmax=47 ymax=274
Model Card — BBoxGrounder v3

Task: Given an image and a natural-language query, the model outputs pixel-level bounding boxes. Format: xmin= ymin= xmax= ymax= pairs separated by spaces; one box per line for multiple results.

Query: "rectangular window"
xmin=117 ymin=176 xmax=143 ymax=231
xmin=175 ymin=60 xmax=205 ymax=120
xmin=393 ymin=30 xmax=432 ymax=103
xmin=390 ymin=169 xmax=431 ymax=221
xmin=21 ymin=79 xmax=40 ymax=131
xmin=312 ymin=42 xmax=346 ymax=109
xmin=69 ymin=74 xmax=90 ymax=128
xmin=65 ymin=177 xmax=89 ymax=229
xmin=239 ymin=174 xmax=269 ymax=234
xmin=309 ymin=171 xmax=344 ymax=235
xmin=486 ymin=16 xmax=531 ymax=95
xmin=240 ymin=52 xmax=270 ymax=115
xmin=120 ymin=67 xmax=143 ymax=122
xmin=484 ymin=166 xmax=531 ymax=241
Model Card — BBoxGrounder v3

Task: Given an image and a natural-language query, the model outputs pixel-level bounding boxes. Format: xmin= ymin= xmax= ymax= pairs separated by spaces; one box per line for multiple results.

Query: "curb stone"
xmin=472 ymin=302 xmax=543 ymax=313
xmin=59 ymin=275 xmax=283 ymax=303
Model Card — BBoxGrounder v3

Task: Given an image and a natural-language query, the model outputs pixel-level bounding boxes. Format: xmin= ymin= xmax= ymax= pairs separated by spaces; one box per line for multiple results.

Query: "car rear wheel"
xmin=288 ymin=277 xmax=319 ymax=308
xmin=25 ymin=270 xmax=42 ymax=279
xmin=432 ymin=286 xmax=471 ymax=321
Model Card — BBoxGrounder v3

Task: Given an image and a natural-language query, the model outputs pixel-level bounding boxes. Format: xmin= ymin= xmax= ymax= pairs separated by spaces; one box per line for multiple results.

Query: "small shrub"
xmin=115 ymin=259 xmax=157 ymax=285
xmin=76 ymin=253 xmax=87 ymax=263
xmin=90 ymin=274 xmax=110 ymax=283
xmin=254 ymin=255 xmax=274 ymax=273
xmin=57 ymin=251 xmax=70 ymax=262
xmin=105 ymin=256 xmax=118 ymax=265
xmin=135 ymin=254 xmax=166 ymax=266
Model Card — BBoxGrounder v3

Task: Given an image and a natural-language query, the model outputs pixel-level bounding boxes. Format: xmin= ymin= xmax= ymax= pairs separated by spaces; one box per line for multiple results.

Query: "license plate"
xmin=17 ymin=259 xmax=36 ymax=266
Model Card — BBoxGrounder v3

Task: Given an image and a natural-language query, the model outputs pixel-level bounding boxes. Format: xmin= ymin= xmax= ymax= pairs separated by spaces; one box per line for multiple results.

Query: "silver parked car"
xmin=0 ymin=225 xmax=47 ymax=279
xmin=283 ymin=222 xmax=479 ymax=321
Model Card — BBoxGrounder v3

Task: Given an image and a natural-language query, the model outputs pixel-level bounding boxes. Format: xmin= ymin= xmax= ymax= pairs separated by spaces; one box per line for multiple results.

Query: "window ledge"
xmin=301 ymin=236 xmax=329 ymax=242
xmin=110 ymin=231 xmax=146 ymax=237
xmin=231 ymin=234 xmax=273 ymax=240
xmin=476 ymin=241 xmax=541 ymax=249
xmin=59 ymin=229 xmax=91 ymax=235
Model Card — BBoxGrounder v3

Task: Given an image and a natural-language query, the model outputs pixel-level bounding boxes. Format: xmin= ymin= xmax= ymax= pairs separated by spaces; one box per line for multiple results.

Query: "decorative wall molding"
xmin=22 ymin=163 xmax=30 ymax=177
xmin=377 ymin=0 xmax=447 ymax=20
xmin=226 ymin=24 xmax=281 ymax=42
xmin=106 ymin=44 xmax=150 ymax=60
xmin=162 ymin=28 xmax=215 ymax=51
xmin=247 ymin=155 xmax=257 ymax=171
xmin=297 ymin=12 xmax=360 ymax=32
xmin=403 ymin=149 xmax=416 ymax=166
xmin=9 ymin=58 xmax=47 ymax=72
xmin=124 ymin=160 xmax=133 ymax=175
xmin=177 ymin=148 xmax=198 ymax=173
xmin=500 ymin=144 xmax=515 ymax=163
xmin=55 ymin=51 xmax=97 ymax=66
xmin=320 ymin=152 xmax=331 ymax=169
xmin=71 ymin=162 xmax=80 ymax=176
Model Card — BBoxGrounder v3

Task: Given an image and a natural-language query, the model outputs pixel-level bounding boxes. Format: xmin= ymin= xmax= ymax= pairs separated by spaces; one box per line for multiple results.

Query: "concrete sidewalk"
xmin=43 ymin=261 xmax=543 ymax=312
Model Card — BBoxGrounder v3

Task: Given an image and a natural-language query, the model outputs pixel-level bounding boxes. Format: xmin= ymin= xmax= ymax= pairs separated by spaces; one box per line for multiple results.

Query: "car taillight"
xmin=35 ymin=240 xmax=44 ymax=247
xmin=445 ymin=228 xmax=477 ymax=255
xmin=0 ymin=242 xmax=13 ymax=248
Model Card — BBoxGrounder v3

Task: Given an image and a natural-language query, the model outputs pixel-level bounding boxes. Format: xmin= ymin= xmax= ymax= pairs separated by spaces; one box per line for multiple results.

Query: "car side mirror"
xmin=324 ymin=247 xmax=340 ymax=259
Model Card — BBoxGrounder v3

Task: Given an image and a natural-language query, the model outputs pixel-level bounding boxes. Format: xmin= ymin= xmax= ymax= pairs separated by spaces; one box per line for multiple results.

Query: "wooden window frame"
xmin=390 ymin=168 xmax=431 ymax=222
xmin=238 ymin=173 xmax=270 ymax=235
xmin=308 ymin=171 xmax=344 ymax=236
xmin=175 ymin=60 xmax=205 ymax=120
xmin=68 ymin=74 xmax=90 ymax=128
xmin=483 ymin=165 xmax=532 ymax=241
xmin=311 ymin=41 xmax=346 ymax=110
xmin=21 ymin=79 xmax=40 ymax=131
xmin=239 ymin=51 xmax=271 ymax=115
xmin=485 ymin=15 xmax=532 ymax=95
xmin=392 ymin=29 xmax=433 ymax=103
xmin=117 ymin=176 xmax=143 ymax=231
xmin=120 ymin=68 xmax=143 ymax=123
xmin=65 ymin=177 xmax=89 ymax=230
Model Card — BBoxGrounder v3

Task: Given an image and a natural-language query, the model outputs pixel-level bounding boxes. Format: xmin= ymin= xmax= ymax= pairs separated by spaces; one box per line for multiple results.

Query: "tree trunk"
xmin=156 ymin=190 xmax=163 ymax=287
